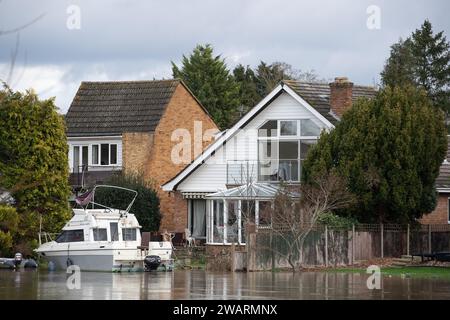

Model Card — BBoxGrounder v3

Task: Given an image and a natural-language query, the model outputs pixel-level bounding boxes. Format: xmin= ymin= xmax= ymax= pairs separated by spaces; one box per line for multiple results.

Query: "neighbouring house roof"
xmin=65 ymin=79 xmax=207 ymax=137
xmin=282 ymin=80 xmax=377 ymax=125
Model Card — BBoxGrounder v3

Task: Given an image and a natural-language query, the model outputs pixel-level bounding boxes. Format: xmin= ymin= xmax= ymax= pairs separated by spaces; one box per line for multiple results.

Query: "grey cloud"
xmin=1 ymin=0 xmax=449 ymax=112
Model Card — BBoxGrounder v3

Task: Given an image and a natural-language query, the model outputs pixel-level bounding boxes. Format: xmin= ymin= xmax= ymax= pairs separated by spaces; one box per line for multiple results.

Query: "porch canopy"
xmin=204 ymin=183 xmax=299 ymax=245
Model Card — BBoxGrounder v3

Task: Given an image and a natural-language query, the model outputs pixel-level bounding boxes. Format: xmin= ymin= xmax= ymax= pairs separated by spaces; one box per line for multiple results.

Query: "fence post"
xmin=380 ymin=223 xmax=384 ymax=259
xmin=407 ymin=224 xmax=410 ymax=256
xmin=325 ymin=225 xmax=328 ymax=267
xmin=352 ymin=224 xmax=355 ymax=265
xmin=270 ymin=228 xmax=275 ymax=272
xmin=428 ymin=224 xmax=432 ymax=254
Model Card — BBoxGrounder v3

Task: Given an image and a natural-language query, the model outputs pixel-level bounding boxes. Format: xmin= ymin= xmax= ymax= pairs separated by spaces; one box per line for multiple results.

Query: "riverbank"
xmin=330 ymin=266 xmax=450 ymax=279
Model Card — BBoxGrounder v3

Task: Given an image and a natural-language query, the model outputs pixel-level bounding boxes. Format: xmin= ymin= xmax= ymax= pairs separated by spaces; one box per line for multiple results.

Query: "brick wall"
xmin=122 ymin=132 xmax=154 ymax=175
xmin=420 ymin=193 xmax=450 ymax=225
xmin=330 ymin=77 xmax=354 ymax=118
xmin=145 ymin=83 xmax=218 ymax=232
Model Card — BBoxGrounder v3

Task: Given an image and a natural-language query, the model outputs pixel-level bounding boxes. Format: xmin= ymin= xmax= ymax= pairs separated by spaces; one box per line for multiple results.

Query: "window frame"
xmin=92 ymin=144 xmax=99 ymax=165
xmin=257 ymin=119 xmax=321 ymax=183
xmin=110 ymin=144 xmax=118 ymax=165
xmin=122 ymin=228 xmax=137 ymax=241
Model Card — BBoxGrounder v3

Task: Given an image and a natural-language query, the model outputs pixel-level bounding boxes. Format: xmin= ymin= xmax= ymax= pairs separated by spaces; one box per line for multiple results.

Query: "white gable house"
xmin=162 ymin=78 xmax=376 ymax=245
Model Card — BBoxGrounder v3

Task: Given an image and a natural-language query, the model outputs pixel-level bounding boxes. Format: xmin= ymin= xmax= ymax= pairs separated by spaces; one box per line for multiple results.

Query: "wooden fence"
xmin=246 ymin=224 xmax=450 ymax=271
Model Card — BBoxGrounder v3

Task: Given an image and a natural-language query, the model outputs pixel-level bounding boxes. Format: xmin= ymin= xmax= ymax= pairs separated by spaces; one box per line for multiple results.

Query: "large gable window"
xmin=257 ymin=119 xmax=324 ymax=182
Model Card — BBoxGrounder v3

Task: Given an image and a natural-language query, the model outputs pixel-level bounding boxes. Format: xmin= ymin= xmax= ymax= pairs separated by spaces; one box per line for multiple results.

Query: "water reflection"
xmin=1 ymin=270 xmax=450 ymax=300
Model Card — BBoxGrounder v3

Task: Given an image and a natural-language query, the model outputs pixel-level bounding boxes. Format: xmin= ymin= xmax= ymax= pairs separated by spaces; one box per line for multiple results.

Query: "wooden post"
xmin=380 ymin=224 xmax=384 ymax=259
xmin=428 ymin=224 xmax=432 ymax=254
xmin=325 ymin=225 xmax=328 ymax=267
xmin=352 ymin=224 xmax=355 ymax=265
xmin=407 ymin=224 xmax=410 ymax=256
xmin=270 ymin=228 xmax=275 ymax=272
xmin=231 ymin=243 xmax=236 ymax=272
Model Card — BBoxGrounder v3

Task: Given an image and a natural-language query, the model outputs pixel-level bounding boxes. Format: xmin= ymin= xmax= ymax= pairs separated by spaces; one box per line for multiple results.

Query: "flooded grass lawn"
xmin=332 ymin=266 xmax=450 ymax=279
xmin=1 ymin=269 xmax=450 ymax=300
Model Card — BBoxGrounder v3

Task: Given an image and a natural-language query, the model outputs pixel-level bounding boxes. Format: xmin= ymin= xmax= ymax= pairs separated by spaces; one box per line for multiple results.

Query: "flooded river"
xmin=1 ymin=269 xmax=450 ymax=300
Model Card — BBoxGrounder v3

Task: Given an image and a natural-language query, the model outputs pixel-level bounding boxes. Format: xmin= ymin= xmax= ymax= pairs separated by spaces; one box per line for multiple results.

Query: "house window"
xmin=258 ymin=201 xmax=272 ymax=226
xmin=98 ymin=143 xmax=118 ymax=166
xmin=122 ymin=228 xmax=137 ymax=241
xmin=280 ymin=120 xmax=298 ymax=136
xmin=110 ymin=144 xmax=117 ymax=165
xmin=206 ymin=199 xmax=274 ymax=245
xmin=73 ymin=146 xmax=80 ymax=172
xmin=101 ymin=144 xmax=109 ymax=165
xmin=72 ymin=145 xmax=88 ymax=172
xmin=212 ymin=200 xmax=224 ymax=243
xmin=92 ymin=145 xmax=99 ymax=165
xmin=257 ymin=119 xmax=322 ymax=182
xmin=258 ymin=120 xmax=278 ymax=138
xmin=301 ymin=119 xmax=322 ymax=136
xmin=93 ymin=228 xmax=107 ymax=241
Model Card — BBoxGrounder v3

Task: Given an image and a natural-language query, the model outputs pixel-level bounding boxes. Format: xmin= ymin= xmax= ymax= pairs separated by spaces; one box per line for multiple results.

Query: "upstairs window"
xmin=257 ymin=119 xmax=324 ymax=182
xmin=101 ymin=144 xmax=109 ymax=165
xmin=258 ymin=120 xmax=278 ymax=138
xmin=280 ymin=120 xmax=298 ymax=136
xmin=98 ymin=143 xmax=118 ymax=166
xmin=92 ymin=145 xmax=99 ymax=165
xmin=72 ymin=145 xmax=88 ymax=172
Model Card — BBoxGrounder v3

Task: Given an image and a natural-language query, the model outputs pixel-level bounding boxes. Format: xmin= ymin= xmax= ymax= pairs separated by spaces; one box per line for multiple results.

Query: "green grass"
xmin=331 ymin=266 xmax=450 ymax=279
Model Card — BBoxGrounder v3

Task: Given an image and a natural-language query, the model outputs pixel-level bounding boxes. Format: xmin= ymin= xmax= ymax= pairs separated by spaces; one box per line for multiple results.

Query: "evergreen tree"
xmin=233 ymin=64 xmax=261 ymax=118
xmin=0 ymin=86 xmax=71 ymax=255
xmin=381 ymin=20 xmax=450 ymax=113
xmin=172 ymin=44 xmax=240 ymax=129
xmin=93 ymin=172 xmax=161 ymax=232
xmin=302 ymin=86 xmax=447 ymax=224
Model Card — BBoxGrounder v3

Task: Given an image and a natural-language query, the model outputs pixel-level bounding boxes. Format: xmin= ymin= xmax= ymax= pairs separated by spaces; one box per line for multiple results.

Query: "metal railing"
xmin=227 ymin=159 xmax=301 ymax=185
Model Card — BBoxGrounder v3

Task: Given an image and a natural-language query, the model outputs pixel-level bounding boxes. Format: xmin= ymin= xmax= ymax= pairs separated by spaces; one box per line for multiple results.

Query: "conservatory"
xmin=205 ymin=183 xmax=284 ymax=245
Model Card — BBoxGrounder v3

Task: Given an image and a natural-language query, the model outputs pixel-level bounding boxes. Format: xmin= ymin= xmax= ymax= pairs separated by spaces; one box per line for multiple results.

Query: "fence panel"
xmin=250 ymin=223 xmax=450 ymax=270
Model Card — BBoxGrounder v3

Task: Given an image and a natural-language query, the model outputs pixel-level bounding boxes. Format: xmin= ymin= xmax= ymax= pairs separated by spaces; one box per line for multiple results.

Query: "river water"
xmin=1 ymin=269 xmax=450 ymax=300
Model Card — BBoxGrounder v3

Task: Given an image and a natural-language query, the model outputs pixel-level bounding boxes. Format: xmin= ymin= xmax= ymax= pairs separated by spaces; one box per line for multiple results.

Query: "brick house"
xmin=65 ymin=79 xmax=218 ymax=233
xmin=420 ymin=137 xmax=450 ymax=225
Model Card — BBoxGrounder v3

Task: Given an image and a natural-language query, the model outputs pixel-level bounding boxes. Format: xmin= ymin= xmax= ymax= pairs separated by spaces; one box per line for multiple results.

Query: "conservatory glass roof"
xmin=205 ymin=183 xmax=299 ymax=200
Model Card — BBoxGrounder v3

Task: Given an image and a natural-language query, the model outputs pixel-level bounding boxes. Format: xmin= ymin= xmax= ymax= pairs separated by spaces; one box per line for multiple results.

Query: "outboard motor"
xmin=144 ymin=255 xmax=161 ymax=271
xmin=14 ymin=253 xmax=23 ymax=268
xmin=24 ymin=259 xmax=38 ymax=268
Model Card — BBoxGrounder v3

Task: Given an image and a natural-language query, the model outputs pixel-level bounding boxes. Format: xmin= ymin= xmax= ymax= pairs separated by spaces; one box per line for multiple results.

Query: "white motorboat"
xmin=35 ymin=185 xmax=173 ymax=272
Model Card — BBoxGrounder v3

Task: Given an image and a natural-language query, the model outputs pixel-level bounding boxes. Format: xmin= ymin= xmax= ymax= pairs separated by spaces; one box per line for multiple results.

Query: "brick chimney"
xmin=329 ymin=77 xmax=354 ymax=118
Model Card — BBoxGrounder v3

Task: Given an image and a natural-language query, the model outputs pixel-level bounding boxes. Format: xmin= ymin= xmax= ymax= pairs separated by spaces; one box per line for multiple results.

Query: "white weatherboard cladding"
xmin=67 ymin=136 xmax=123 ymax=171
xmin=177 ymin=92 xmax=324 ymax=192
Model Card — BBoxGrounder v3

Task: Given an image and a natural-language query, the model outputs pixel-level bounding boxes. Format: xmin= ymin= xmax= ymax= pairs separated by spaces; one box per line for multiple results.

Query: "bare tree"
xmin=270 ymin=173 xmax=355 ymax=272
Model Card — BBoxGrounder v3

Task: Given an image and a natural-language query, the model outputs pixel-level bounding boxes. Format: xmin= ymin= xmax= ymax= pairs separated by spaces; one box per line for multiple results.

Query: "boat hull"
xmin=39 ymin=249 xmax=144 ymax=272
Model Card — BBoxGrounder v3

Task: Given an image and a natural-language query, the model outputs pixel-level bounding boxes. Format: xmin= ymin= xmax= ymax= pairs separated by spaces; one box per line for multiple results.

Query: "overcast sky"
xmin=1 ymin=0 xmax=449 ymax=113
